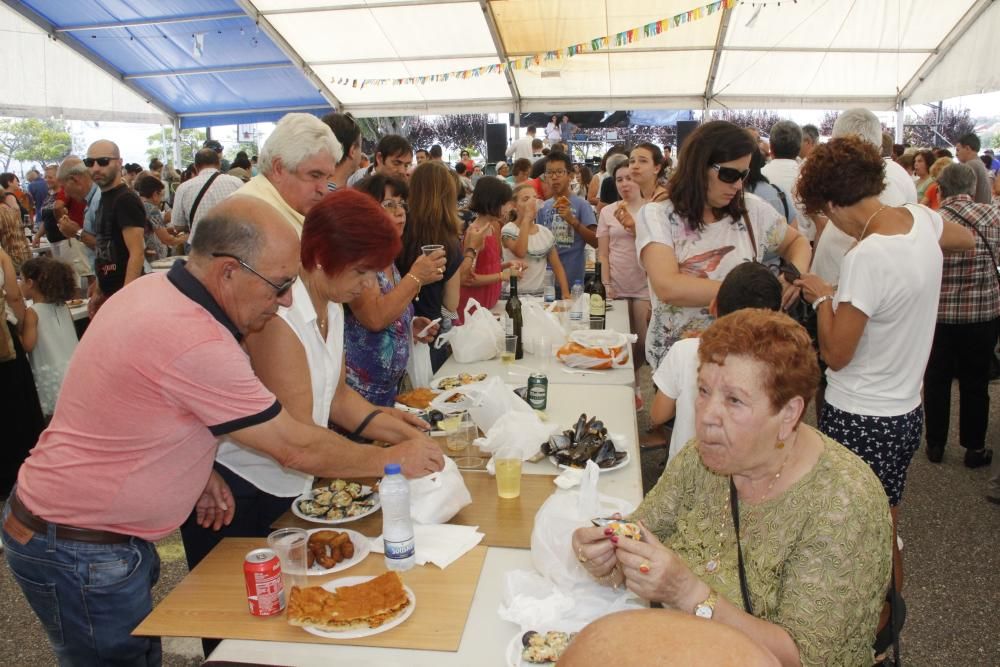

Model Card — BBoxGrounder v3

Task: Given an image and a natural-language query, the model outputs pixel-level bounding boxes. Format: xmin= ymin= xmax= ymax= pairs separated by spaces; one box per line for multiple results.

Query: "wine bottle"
xmin=590 ymin=261 xmax=606 ymax=327
xmin=505 ymin=275 xmax=524 ymax=359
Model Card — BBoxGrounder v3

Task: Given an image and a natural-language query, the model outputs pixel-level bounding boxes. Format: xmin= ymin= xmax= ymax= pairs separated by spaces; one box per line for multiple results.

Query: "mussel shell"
xmin=522 ymin=630 xmax=540 ymax=648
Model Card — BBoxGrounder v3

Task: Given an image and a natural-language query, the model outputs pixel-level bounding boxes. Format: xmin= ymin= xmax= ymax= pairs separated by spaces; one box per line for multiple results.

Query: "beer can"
xmin=527 ymin=372 xmax=548 ymax=410
xmin=244 ymin=548 xmax=285 ymax=616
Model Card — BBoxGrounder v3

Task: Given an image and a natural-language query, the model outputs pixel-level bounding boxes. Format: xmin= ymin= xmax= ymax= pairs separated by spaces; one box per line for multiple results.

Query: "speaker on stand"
xmin=676 ymin=120 xmax=699 ymax=153
xmin=486 ymin=123 xmax=508 ymax=164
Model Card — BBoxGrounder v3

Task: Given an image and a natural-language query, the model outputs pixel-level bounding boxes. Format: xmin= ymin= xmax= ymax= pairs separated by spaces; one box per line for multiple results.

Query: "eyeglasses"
xmin=711 ymin=164 xmax=750 ymax=184
xmin=545 ymin=169 xmax=568 ymax=177
xmin=382 ymin=200 xmax=408 ymax=212
xmin=84 ymin=157 xmax=120 ymax=168
xmin=212 ymin=252 xmax=297 ymax=297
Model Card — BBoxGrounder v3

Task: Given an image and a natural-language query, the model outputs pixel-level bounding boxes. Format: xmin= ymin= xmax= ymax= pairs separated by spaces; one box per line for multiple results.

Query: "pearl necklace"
xmin=704 ymin=450 xmax=790 ymax=574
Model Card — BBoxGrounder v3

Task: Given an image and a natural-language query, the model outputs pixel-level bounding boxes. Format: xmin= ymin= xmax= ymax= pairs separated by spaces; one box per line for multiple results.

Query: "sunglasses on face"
xmin=711 ymin=164 xmax=750 ymax=184
xmin=84 ymin=157 xmax=119 ymax=168
xmin=212 ymin=252 xmax=297 ymax=297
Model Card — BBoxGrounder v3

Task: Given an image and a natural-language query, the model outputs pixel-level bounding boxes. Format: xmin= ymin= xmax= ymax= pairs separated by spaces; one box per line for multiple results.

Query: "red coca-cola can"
xmin=244 ymin=548 xmax=285 ymax=616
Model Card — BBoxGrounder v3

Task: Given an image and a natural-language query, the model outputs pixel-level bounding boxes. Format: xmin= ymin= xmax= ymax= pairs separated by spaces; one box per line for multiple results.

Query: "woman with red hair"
xmin=184 ymin=189 xmax=437 ymax=571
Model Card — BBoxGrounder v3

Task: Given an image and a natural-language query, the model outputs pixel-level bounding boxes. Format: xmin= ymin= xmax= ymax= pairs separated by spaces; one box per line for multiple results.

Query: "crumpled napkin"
xmin=498 ymin=569 xmax=643 ymax=631
xmin=370 ymin=524 xmax=484 ymax=569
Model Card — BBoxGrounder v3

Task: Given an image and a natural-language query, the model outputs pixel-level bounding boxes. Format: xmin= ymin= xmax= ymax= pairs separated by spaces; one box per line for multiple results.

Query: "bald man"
xmin=86 ymin=139 xmax=146 ymax=313
xmin=1 ymin=196 xmax=443 ymax=665
xmin=559 ymin=610 xmax=780 ymax=667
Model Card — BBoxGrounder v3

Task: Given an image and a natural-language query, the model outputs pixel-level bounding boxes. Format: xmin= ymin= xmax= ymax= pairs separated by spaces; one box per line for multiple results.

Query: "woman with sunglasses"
xmin=636 ymin=121 xmax=811 ymax=369
xmin=192 ymin=189 xmax=439 ymax=570
xmin=345 ymin=174 xmax=445 ymax=406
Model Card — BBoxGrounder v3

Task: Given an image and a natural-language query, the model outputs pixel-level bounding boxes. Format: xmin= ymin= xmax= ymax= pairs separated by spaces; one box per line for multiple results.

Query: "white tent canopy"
xmin=2 ymin=0 xmax=999 ymax=123
xmin=248 ymin=0 xmax=1000 ymax=116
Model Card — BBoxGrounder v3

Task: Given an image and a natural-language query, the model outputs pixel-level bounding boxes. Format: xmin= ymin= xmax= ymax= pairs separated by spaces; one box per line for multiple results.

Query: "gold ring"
xmin=438 ymin=267 xmax=444 ymax=274
xmin=639 ymin=561 xmax=650 ymax=574
xmin=577 ymin=548 xmax=589 ymax=564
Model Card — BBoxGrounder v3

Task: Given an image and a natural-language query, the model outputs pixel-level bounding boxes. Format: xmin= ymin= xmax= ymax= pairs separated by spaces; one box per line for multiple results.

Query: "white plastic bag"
xmin=530 ymin=461 xmax=635 ymax=589
xmin=406 ymin=339 xmax=434 ymax=388
xmin=557 ymin=329 xmax=637 ymax=369
xmin=434 ymin=298 xmax=503 ymax=363
xmin=521 ymin=299 xmax=566 ymax=354
xmin=408 ymin=456 xmax=472 ymax=524
xmin=476 ymin=410 xmax=561 ymax=463
xmin=434 ymin=375 xmax=532 ymax=433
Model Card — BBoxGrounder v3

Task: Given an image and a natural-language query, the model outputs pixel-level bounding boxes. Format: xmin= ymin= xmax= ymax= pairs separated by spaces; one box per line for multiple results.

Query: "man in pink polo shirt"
xmin=1 ymin=196 xmax=443 ymax=666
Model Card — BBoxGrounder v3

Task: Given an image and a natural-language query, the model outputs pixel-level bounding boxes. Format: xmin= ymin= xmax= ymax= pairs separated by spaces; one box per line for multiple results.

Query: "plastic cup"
xmin=589 ymin=316 xmax=605 ymax=330
xmin=495 ymin=446 xmax=522 ymax=499
xmin=267 ymin=528 xmax=308 ymax=591
xmin=453 ymin=413 xmax=486 ymax=470
xmin=421 ymin=244 xmax=444 ymax=256
xmin=501 ymin=335 xmax=518 ymax=365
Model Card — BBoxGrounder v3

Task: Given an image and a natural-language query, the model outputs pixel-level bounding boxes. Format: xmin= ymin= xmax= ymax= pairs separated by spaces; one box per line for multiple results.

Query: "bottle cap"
xmin=573 ymin=280 xmax=582 ymax=286
xmin=384 ymin=463 xmax=402 ymax=475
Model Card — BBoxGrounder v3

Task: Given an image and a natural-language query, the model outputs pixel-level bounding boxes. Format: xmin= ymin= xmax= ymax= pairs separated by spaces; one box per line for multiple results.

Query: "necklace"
xmin=703 ymin=449 xmax=791 ymax=574
xmin=858 ymin=205 xmax=889 ymax=240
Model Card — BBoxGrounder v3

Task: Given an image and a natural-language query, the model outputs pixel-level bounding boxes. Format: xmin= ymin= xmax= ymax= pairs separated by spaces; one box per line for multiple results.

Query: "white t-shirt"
xmin=652 ymin=337 xmax=700 ymax=460
xmin=760 ymin=158 xmax=815 ymax=241
xmin=216 ymin=279 xmax=345 ymax=496
xmin=811 ymin=158 xmax=918 ymax=285
xmin=635 ymin=194 xmax=788 ymax=368
xmin=501 ymin=222 xmax=555 ymax=295
xmin=825 ymin=204 xmax=943 ymax=417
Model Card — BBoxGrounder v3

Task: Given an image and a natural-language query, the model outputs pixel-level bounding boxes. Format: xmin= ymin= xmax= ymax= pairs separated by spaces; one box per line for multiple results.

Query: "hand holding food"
xmin=612 ymin=522 xmax=704 ymax=609
xmin=614 ymin=205 xmax=636 ymax=234
xmin=571 ymin=525 xmax=619 ymax=579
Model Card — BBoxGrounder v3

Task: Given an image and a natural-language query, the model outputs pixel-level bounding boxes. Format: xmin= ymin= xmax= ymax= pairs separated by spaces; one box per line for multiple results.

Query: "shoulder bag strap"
xmin=774 ymin=186 xmax=790 ymax=222
xmin=940 ymin=205 xmax=1000 ymax=288
xmin=742 ymin=211 xmax=759 ymax=263
xmin=729 ymin=477 xmax=755 ymax=615
xmin=188 ymin=171 xmax=222 ymax=223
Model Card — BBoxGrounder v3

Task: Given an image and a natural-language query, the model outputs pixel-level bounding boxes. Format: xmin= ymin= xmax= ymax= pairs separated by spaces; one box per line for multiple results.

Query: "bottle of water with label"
xmin=569 ymin=280 xmax=585 ymax=329
xmin=380 ymin=463 xmax=415 ymax=571
xmin=543 ymin=268 xmax=556 ymax=303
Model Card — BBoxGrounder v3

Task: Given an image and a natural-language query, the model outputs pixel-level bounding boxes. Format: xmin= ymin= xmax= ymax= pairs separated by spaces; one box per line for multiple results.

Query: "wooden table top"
xmin=135 ymin=537 xmax=487 ymax=652
xmin=273 ymin=469 xmax=557 ymax=550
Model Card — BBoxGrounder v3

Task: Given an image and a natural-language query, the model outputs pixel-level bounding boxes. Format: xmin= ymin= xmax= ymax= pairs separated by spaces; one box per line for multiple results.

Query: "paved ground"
xmin=2 ymin=373 xmax=998 ymax=665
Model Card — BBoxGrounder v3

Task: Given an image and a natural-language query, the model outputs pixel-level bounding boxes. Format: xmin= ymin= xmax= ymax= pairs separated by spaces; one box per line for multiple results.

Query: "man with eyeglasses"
xmin=2 ymin=195 xmax=445 ymax=665
xmin=536 ymin=151 xmax=598 ymax=295
xmin=85 ymin=140 xmax=146 ymax=315
xmin=236 ymin=112 xmax=342 ymax=236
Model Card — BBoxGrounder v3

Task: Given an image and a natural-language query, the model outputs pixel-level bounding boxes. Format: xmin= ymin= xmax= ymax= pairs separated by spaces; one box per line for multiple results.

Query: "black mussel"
xmin=522 ymin=630 xmax=540 ymax=648
xmin=594 ymin=438 xmax=619 ymax=467
xmin=572 ymin=413 xmax=589 ymax=442
xmin=425 ymin=409 xmax=445 ymax=427
xmin=543 ymin=433 xmax=572 ymax=456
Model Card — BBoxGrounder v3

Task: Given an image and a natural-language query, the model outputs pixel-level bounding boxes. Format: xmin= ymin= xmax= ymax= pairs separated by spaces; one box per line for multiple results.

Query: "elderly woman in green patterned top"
xmin=572 ymin=309 xmax=892 ymax=667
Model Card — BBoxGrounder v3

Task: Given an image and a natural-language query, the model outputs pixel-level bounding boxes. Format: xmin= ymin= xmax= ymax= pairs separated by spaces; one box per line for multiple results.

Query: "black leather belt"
xmin=9 ymin=493 xmax=131 ymax=544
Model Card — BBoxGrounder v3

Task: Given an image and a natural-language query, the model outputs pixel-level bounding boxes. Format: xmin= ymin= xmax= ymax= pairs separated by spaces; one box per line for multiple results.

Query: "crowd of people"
xmin=0 ymin=106 xmax=998 ymax=666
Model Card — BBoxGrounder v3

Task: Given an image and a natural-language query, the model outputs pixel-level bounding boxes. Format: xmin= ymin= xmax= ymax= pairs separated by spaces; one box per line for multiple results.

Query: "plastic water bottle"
xmin=543 ymin=268 xmax=556 ymax=303
xmin=380 ymin=463 xmax=415 ymax=571
xmin=569 ymin=280 xmax=585 ymax=329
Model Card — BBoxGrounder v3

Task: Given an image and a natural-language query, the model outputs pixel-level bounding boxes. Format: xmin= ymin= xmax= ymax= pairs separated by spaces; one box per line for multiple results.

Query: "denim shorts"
xmin=1 ymin=500 xmax=162 ymax=666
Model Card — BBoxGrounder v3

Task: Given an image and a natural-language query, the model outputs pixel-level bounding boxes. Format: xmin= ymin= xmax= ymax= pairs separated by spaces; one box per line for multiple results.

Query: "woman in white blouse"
xmin=181 ymin=189 xmax=439 ymax=571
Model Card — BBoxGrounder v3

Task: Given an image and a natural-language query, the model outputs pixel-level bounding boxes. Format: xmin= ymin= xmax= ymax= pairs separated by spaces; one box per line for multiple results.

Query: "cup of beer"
xmin=495 ymin=446 xmax=522 ymax=499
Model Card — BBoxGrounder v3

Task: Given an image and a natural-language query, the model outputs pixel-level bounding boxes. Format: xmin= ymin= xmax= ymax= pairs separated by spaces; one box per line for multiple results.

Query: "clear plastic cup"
xmin=495 ymin=446 xmax=522 ymax=499
xmin=267 ymin=527 xmax=308 ymax=592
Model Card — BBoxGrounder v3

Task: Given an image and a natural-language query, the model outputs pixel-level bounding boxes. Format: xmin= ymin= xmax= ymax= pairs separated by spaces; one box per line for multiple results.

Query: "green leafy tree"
xmin=819 ymin=111 xmax=840 ymax=136
xmin=0 ymin=118 xmax=73 ymax=171
xmin=226 ymin=141 xmax=259 ymax=161
xmin=710 ymin=109 xmax=785 ymax=137
xmin=989 ymin=130 xmax=1000 ymax=150
xmin=146 ymin=128 xmax=206 ymax=165
xmin=431 ymin=115 xmax=487 ymax=155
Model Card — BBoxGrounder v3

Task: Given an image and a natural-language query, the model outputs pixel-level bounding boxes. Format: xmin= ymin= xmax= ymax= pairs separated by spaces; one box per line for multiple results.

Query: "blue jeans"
xmin=2 ymin=501 xmax=162 ymax=666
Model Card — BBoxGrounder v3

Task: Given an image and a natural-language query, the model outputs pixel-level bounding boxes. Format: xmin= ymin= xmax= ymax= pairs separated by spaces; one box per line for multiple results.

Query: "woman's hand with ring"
xmin=793 ymin=273 xmax=834 ymax=305
xmin=410 ymin=252 xmax=446 ymax=285
xmin=571 ymin=526 xmax=618 ymax=579
xmin=612 ymin=522 xmax=703 ymax=608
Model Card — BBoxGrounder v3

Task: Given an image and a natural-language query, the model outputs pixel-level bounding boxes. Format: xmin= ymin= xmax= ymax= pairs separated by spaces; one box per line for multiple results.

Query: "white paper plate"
xmin=549 ymin=449 xmax=630 ymax=473
xmin=304 ymin=528 xmax=371 ymax=576
xmin=301 ymin=576 xmax=416 ymax=639
xmin=290 ymin=487 xmax=380 ymax=525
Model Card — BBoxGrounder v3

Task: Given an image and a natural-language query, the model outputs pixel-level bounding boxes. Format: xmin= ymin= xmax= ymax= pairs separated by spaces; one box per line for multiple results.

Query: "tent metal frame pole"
xmin=260 ymin=0 xmax=471 ymax=16
xmin=479 ymin=0 xmax=520 ymax=116
xmin=703 ymin=3 xmax=733 ymax=109
xmin=0 ymin=0 xmax=177 ymax=124
xmin=895 ymin=101 xmax=905 ymax=143
xmin=172 ymin=118 xmax=182 ymax=166
xmin=898 ymin=0 xmax=994 ymax=103
xmin=126 ymin=63 xmax=294 ymax=80
xmin=235 ymin=0 xmax=343 ymax=112
xmin=56 ymin=12 xmax=247 ymax=32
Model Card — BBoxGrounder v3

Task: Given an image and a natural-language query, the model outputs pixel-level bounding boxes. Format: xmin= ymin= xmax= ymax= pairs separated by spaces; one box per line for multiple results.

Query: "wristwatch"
xmin=693 ymin=589 xmax=719 ymax=620
xmin=74 ymin=229 xmax=84 ymax=240
xmin=812 ymin=294 xmax=833 ymax=311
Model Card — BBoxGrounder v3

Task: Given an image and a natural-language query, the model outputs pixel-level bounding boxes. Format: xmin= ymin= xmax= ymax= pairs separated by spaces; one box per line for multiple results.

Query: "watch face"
xmin=695 ymin=605 xmax=713 ymax=619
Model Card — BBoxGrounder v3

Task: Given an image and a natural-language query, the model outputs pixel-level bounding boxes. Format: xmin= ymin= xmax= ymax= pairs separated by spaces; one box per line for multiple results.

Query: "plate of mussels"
xmin=506 ymin=629 xmax=579 ymax=666
xmin=542 ymin=413 xmax=630 ymax=472
xmin=291 ymin=479 xmax=381 ymax=524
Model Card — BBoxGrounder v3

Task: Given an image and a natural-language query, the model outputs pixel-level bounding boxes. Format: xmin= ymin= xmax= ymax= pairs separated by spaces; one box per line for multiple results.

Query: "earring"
xmin=316 ymin=264 xmax=323 ymax=270
xmin=776 ymin=440 xmax=785 ymax=450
